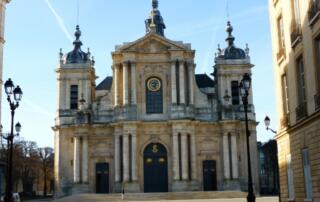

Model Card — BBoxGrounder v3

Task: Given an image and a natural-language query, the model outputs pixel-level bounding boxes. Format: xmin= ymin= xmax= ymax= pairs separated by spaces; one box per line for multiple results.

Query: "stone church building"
xmin=53 ymin=0 xmax=259 ymax=197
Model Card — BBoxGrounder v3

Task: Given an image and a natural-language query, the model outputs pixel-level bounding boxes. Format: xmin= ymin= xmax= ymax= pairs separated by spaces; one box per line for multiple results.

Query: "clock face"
xmin=147 ymin=78 xmax=161 ymax=92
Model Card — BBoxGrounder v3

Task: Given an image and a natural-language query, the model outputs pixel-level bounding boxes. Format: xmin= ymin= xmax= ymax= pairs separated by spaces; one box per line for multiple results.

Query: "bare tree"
xmin=38 ymin=147 xmax=53 ymax=196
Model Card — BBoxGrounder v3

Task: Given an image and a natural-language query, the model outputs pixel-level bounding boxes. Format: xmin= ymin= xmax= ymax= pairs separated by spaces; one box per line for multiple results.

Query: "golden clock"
xmin=147 ymin=78 xmax=161 ymax=92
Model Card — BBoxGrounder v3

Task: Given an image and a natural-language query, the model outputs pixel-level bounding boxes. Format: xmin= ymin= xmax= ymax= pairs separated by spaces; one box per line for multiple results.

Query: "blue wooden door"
xmin=144 ymin=143 xmax=168 ymax=192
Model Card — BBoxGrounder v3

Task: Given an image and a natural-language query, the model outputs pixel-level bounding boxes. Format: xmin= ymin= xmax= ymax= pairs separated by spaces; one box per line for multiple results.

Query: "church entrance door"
xmin=144 ymin=143 xmax=168 ymax=192
xmin=203 ymin=160 xmax=217 ymax=191
xmin=96 ymin=163 xmax=109 ymax=193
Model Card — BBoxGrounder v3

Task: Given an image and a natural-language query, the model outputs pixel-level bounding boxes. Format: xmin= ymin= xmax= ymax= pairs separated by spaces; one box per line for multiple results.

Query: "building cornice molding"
xmin=276 ymin=111 xmax=320 ymax=139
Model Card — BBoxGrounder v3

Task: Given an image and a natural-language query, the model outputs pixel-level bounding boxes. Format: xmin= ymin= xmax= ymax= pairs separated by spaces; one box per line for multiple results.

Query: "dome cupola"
xmin=218 ymin=21 xmax=246 ymax=60
xmin=145 ymin=0 xmax=166 ymax=37
xmin=65 ymin=25 xmax=90 ymax=64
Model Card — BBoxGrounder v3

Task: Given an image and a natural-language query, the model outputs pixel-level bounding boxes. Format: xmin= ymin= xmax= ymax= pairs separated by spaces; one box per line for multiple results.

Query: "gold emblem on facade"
xmin=152 ymin=144 xmax=159 ymax=153
xmin=147 ymin=78 xmax=161 ymax=92
xmin=158 ymin=157 xmax=165 ymax=163
xmin=146 ymin=158 xmax=152 ymax=164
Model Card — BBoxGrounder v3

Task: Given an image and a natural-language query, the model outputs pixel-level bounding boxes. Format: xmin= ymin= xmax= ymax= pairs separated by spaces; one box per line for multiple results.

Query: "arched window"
xmin=146 ymin=77 xmax=163 ymax=114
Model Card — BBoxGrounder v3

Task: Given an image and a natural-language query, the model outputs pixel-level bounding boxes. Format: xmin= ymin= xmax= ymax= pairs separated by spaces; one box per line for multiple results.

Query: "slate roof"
xmin=96 ymin=76 xmax=113 ymax=91
xmin=96 ymin=74 xmax=214 ymax=91
xmin=195 ymin=74 xmax=215 ymax=88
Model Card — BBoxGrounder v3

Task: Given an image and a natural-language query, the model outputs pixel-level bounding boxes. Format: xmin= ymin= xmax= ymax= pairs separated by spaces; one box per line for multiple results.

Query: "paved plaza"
xmin=28 ymin=196 xmax=278 ymax=202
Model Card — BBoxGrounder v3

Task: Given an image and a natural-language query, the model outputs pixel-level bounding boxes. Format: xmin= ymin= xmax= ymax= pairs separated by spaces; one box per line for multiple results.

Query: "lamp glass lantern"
xmin=239 ymin=82 xmax=246 ymax=97
xmin=242 ymin=73 xmax=252 ymax=91
xmin=4 ymin=78 xmax=14 ymax=95
xmin=264 ymin=116 xmax=271 ymax=128
xmin=13 ymin=86 xmax=23 ymax=102
xmin=15 ymin=122 xmax=21 ymax=134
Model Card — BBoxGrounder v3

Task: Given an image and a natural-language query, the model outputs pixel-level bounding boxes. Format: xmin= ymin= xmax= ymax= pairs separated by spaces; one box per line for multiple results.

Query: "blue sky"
xmin=2 ymin=0 xmax=276 ymax=147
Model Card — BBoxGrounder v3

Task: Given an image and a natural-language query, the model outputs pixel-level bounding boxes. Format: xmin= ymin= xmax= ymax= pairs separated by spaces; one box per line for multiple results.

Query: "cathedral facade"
xmin=54 ymin=0 xmax=259 ymax=197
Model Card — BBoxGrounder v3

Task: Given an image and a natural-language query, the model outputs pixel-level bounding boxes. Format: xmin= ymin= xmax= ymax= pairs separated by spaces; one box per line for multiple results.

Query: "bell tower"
xmin=214 ymin=21 xmax=254 ymax=119
xmin=0 ymin=0 xmax=10 ymax=127
xmin=56 ymin=25 xmax=96 ymax=125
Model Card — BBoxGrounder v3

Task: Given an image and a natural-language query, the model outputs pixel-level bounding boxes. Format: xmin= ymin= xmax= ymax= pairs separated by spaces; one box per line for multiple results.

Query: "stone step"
xmin=56 ymin=191 xmax=248 ymax=202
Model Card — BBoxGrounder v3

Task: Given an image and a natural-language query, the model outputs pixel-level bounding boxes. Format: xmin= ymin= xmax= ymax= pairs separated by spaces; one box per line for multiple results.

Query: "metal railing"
xmin=295 ymin=102 xmax=307 ymax=121
xmin=314 ymin=93 xmax=320 ymax=110
xmin=309 ymin=0 xmax=320 ymax=24
xmin=290 ymin=23 xmax=302 ymax=47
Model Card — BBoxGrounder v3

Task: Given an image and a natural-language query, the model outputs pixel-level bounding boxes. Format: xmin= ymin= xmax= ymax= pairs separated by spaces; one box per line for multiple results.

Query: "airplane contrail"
xmin=44 ymin=0 xmax=73 ymax=42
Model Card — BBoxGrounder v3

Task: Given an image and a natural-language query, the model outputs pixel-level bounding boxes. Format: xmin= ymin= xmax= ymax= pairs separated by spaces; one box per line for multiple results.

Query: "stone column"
xmin=84 ymin=80 xmax=90 ymax=104
xmin=188 ymin=62 xmax=195 ymax=105
xmin=123 ymin=62 xmax=129 ymax=105
xmin=181 ymin=133 xmax=189 ymax=180
xmin=172 ymin=132 xmax=180 ymax=180
xmin=131 ymin=62 xmax=137 ymax=105
xmin=114 ymin=65 xmax=119 ymax=106
xmin=231 ymin=135 xmax=238 ymax=179
xmin=58 ymin=79 xmax=67 ymax=110
xmin=171 ymin=62 xmax=177 ymax=104
xmin=223 ymin=134 xmax=230 ymax=179
xmin=114 ymin=134 xmax=121 ymax=182
xmin=190 ymin=133 xmax=197 ymax=180
xmin=179 ymin=61 xmax=185 ymax=104
xmin=73 ymin=136 xmax=81 ymax=183
xmin=131 ymin=133 xmax=138 ymax=181
xmin=82 ymin=136 xmax=88 ymax=183
xmin=123 ymin=134 xmax=129 ymax=182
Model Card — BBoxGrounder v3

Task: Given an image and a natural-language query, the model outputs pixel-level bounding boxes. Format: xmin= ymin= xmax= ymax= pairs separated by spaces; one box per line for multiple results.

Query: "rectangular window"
xmin=287 ymin=154 xmax=295 ymax=200
xmin=296 ymin=56 xmax=306 ymax=104
xmin=302 ymin=149 xmax=313 ymax=199
xmin=282 ymin=74 xmax=290 ymax=114
xmin=277 ymin=16 xmax=285 ymax=50
xmin=231 ymin=81 xmax=240 ymax=105
xmin=291 ymin=0 xmax=301 ymax=26
xmin=70 ymin=85 xmax=78 ymax=110
xmin=315 ymin=36 xmax=320 ymax=91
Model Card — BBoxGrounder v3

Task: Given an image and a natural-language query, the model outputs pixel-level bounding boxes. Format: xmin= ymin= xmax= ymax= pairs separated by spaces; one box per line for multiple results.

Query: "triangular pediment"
xmin=115 ymin=32 xmax=191 ymax=53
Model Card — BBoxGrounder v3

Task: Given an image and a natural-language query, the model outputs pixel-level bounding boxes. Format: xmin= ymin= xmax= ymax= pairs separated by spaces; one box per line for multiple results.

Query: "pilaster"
xmin=223 ymin=134 xmax=230 ymax=179
xmin=114 ymin=64 xmax=120 ymax=106
xmin=131 ymin=133 xmax=138 ymax=181
xmin=188 ymin=62 xmax=195 ymax=105
xmin=73 ymin=136 xmax=81 ymax=183
xmin=190 ymin=133 xmax=197 ymax=180
xmin=123 ymin=134 xmax=129 ymax=182
xmin=171 ymin=62 xmax=177 ymax=104
xmin=81 ymin=136 xmax=88 ymax=183
xmin=181 ymin=133 xmax=188 ymax=180
xmin=123 ymin=62 xmax=129 ymax=105
xmin=114 ymin=134 xmax=121 ymax=182
xmin=179 ymin=61 xmax=185 ymax=104
xmin=172 ymin=132 xmax=180 ymax=180
xmin=131 ymin=62 xmax=137 ymax=105
xmin=231 ymin=134 xmax=238 ymax=179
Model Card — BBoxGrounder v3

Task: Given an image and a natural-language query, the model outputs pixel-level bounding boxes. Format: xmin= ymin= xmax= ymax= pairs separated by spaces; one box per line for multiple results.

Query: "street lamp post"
xmin=264 ymin=116 xmax=277 ymax=134
xmin=239 ymin=73 xmax=255 ymax=202
xmin=3 ymin=78 xmax=23 ymax=202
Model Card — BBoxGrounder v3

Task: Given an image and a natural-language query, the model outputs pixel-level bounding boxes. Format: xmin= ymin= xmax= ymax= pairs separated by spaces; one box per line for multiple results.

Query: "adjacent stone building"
xmin=0 ymin=0 xmax=10 ymax=128
xmin=257 ymin=140 xmax=279 ymax=196
xmin=269 ymin=0 xmax=320 ymax=201
xmin=53 ymin=0 xmax=259 ymax=197
xmin=0 ymin=0 xmax=10 ymax=196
